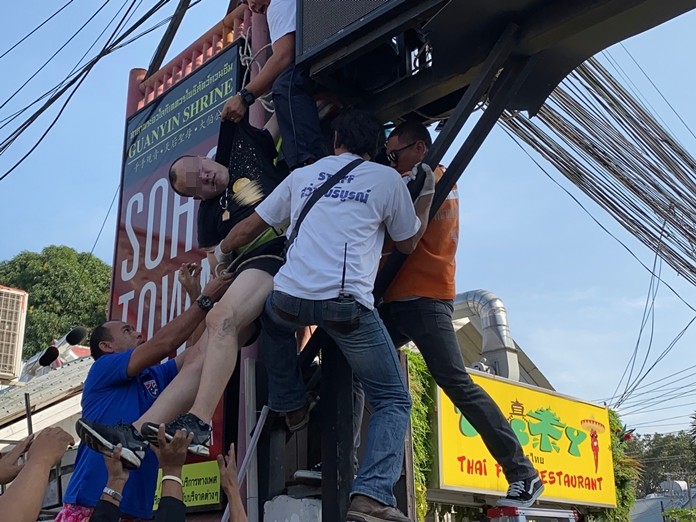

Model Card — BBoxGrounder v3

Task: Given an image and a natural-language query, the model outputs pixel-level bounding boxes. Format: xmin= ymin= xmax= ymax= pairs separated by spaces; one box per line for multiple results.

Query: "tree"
xmin=627 ymin=431 xmax=696 ymax=498
xmin=0 ymin=246 xmax=111 ymax=359
xmin=664 ymin=507 xmax=696 ymax=522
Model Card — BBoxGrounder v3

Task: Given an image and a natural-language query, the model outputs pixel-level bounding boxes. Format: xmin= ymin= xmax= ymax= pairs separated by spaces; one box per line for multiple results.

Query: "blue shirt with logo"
xmin=63 ymin=349 xmax=178 ymax=518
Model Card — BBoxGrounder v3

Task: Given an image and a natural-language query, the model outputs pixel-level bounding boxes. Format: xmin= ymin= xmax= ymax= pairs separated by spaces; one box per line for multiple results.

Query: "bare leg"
xmin=131 ymin=331 xmax=209 ymax=431
xmin=189 ymin=269 xmax=273 ymax=423
xmin=132 ymin=324 xmax=254 ymax=431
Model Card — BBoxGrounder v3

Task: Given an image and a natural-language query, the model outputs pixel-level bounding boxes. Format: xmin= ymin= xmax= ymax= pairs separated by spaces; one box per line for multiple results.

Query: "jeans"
xmin=260 ymin=291 xmax=411 ymax=506
xmin=272 ymin=65 xmax=326 ymax=170
xmin=379 ymin=298 xmax=536 ymax=483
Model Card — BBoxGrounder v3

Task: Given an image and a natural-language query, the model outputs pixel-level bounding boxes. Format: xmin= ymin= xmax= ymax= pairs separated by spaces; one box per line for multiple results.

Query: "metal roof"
xmin=0 ymin=356 xmax=92 ymax=428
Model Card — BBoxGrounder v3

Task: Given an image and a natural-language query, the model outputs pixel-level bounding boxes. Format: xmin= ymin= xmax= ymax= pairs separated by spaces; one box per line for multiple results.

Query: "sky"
xmin=1 ymin=1 xmax=696 ymax=435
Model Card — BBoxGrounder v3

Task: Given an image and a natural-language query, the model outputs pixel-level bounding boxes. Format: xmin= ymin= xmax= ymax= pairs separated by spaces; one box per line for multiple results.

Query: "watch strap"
xmin=103 ymin=486 xmax=123 ymax=502
xmin=239 ymin=88 xmax=255 ymax=107
xmin=196 ymin=294 xmax=214 ymax=312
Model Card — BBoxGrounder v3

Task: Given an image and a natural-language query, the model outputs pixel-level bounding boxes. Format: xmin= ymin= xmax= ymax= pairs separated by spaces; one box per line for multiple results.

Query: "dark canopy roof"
xmin=306 ymin=0 xmax=696 ymax=120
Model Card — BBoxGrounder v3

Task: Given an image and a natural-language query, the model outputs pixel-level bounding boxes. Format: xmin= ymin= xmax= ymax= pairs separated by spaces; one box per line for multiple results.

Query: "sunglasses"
xmin=386 ymin=142 xmax=417 ymax=164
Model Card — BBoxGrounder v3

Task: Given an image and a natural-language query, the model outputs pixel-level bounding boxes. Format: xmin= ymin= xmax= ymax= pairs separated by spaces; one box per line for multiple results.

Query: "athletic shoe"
xmin=75 ymin=418 xmax=148 ymax=469
xmin=141 ymin=413 xmax=211 ymax=457
xmin=346 ymin=494 xmax=412 ymax=521
xmin=496 ymin=474 xmax=545 ymax=507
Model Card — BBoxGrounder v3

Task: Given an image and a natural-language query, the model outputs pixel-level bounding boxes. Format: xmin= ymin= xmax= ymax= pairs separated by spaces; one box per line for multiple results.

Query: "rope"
xmin=237 ymin=31 xmax=274 ymax=113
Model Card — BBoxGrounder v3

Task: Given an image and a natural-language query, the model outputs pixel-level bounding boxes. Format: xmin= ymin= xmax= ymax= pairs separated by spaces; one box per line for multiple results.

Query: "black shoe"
xmin=75 ymin=418 xmax=147 ymax=469
xmin=285 ymin=394 xmax=319 ymax=432
xmin=346 ymin=494 xmax=412 ymax=521
xmin=141 ymin=413 xmax=211 ymax=457
xmin=496 ymin=474 xmax=545 ymax=507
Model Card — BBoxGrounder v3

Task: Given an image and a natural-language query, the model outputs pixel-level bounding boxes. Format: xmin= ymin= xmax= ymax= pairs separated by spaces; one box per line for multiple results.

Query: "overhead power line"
xmin=0 ymin=0 xmax=184 ymax=182
xmin=0 ymin=0 xmax=77 ymax=61
xmin=620 ymin=43 xmax=696 ymax=144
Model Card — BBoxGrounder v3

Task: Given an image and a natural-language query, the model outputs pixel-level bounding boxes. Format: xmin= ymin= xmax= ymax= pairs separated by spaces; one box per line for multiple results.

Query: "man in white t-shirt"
xmin=221 ymin=0 xmax=325 ymax=170
xmin=212 ymin=110 xmax=434 ymax=521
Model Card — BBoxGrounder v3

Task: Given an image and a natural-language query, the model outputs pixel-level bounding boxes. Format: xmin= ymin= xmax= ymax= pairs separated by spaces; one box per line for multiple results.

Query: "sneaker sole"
xmin=496 ymin=483 xmax=545 ymax=508
xmin=346 ymin=510 xmax=411 ymax=522
xmin=293 ymin=469 xmax=322 ymax=484
xmin=140 ymin=422 xmax=210 ymax=457
xmin=76 ymin=419 xmax=141 ymax=469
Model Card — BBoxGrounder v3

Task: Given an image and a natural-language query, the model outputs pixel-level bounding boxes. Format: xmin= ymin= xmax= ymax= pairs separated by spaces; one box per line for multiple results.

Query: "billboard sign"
xmin=112 ymin=41 xmax=242 ymax=339
xmin=437 ymin=372 xmax=616 ymax=507
xmin=112 ymin=41 xmax=243 ymax=508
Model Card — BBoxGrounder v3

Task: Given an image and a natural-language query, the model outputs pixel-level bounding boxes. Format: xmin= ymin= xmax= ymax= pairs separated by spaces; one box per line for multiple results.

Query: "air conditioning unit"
xmin=0 ymin=286 xmax=28 ymax=383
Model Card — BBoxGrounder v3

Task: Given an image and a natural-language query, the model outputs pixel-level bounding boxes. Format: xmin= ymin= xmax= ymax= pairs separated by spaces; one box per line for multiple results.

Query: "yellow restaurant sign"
xmin=153 ymin=460 xmax=220 ymax=509
xmin=437 ymin=371 xmax=616 ymax=507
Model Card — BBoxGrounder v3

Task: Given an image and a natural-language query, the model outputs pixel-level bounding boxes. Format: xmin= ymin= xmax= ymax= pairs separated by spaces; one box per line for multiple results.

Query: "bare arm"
xmin=244 ymin=32 xmax=295 ymax=98
xmin=0 ymin=428 xmax=73 ymax=522
xmin=0 ymin=434 xmax=33 ymax=484
xmin=218 ymin=443 xmax=247 ymax=522
xmin=394 ymin=192 xmax=433 ymax=254
xmin=219 ymin=212 xmax=271 ymax=256
xmin=220 ymin=33 xmax=295 ymax=122
xmin=127 ymin=275 xmax=232 ymax=377
xmin=178 ymin=262 xmax=206 ymax=346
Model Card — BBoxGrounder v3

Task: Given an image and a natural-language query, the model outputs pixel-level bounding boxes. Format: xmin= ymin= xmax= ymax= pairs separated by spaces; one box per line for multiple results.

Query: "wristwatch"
xmin=238 ymin=88 xmax=255 ymax=107
xmin=196 ymin=294 xmax=214 ymax=312
xmin=103 ymin=486 xmax=123 ymax=502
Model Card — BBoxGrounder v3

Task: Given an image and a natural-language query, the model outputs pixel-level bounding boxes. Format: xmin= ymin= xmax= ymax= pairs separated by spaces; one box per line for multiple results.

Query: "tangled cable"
xmin=501 ymin=56 xmax=696 ymax=289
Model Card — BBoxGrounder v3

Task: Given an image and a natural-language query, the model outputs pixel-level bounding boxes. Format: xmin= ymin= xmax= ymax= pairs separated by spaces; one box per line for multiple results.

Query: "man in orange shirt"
xmin=381 ymin=121 xmax=544 ymax=508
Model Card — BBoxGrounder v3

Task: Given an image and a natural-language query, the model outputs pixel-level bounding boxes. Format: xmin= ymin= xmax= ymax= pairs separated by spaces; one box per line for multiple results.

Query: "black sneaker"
xmin=141 ymin=413 xmax=211 ymax=457
xmin=496 ymin=474 xmax=545 ymax=507
xmin=75 ymin=418 xmax=148 ymax=469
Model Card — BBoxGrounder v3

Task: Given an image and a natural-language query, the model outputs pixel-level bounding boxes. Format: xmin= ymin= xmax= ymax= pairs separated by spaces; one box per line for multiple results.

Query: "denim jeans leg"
xmin=381 ymin=299 xmax=536 ymax=482
xmin=352 ymin=378 xmax=365 ymax=474
xmin=272 ymin=65 xmax=325 ymax=170
xmin=259 ymin=292 xmax=308 ymax=413
xmin=321 ymin=306 xmax=411 ymax=507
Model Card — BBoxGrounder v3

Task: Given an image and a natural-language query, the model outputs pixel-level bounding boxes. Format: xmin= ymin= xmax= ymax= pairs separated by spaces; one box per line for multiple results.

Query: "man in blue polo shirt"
xmin=56 ymin=275 xmax=230 ymax=521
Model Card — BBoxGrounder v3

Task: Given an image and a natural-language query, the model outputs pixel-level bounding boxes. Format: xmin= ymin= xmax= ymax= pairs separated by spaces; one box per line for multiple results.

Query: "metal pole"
xmin=146 ymin=0 xmax=192 ymax=79
xmin=24 ymin=393 xmax=33 ymax=435
xmin=220 ymin=405 xmax=270 ymax=522
xmin=373 ymin=24 xmax=520 ymax=301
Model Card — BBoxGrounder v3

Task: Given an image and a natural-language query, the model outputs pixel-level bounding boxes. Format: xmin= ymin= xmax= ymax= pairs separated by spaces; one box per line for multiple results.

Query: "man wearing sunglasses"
xmin=381 ymin=122 xmax=544 ymax=508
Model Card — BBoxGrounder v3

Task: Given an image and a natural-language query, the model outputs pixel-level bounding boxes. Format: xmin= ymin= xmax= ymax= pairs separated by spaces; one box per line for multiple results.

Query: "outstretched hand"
xmin=218 ymin=443 xmax=247 ymax=520
xmin=0 ymin=434 xmax=33 ymax=484
xmin=150 ymin=425 xmax=192 ymax=473
xmin=26 ymin=427 xmax=74 ymax=468
xmin=201 ymin=271 xmax=234 ymax=302
xmin=178 ymin=262 xmax=202 ymax=299
xmin=217 ymin=443 xmax=241 ymax=495
xmin=103 ymin=444 xmax=130 ymax=486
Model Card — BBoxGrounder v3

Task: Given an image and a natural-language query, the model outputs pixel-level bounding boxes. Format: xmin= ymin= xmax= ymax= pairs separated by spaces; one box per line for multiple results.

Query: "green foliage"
xmin=405 ymin=348 xmax=434 ymax=521
xmin=664 ymin=507 xmax=696 ymax=522
xmin=628 ymin=430 xmax=696 ymax=498
xmin=0 ymin=245 xmax=111 ymax=358
xmin=593 ymin=409 xmax=641 ymax=521
xmin=405 ymin=356 xmax=642 ymax=522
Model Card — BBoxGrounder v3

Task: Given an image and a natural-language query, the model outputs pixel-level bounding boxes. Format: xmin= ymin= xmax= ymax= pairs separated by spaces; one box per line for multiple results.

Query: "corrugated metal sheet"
xmin=0 ymin=356 xmax=93 ymax=428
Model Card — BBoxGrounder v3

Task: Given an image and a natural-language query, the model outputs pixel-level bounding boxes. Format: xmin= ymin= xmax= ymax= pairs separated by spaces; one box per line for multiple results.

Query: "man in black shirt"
xmin=80 ymin=120 xmax=291 ymax=459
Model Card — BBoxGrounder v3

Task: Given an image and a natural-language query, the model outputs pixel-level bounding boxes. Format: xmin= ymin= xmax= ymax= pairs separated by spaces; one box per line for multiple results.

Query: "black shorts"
xmin=234 ymin=236 xmax=285 ymax=277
